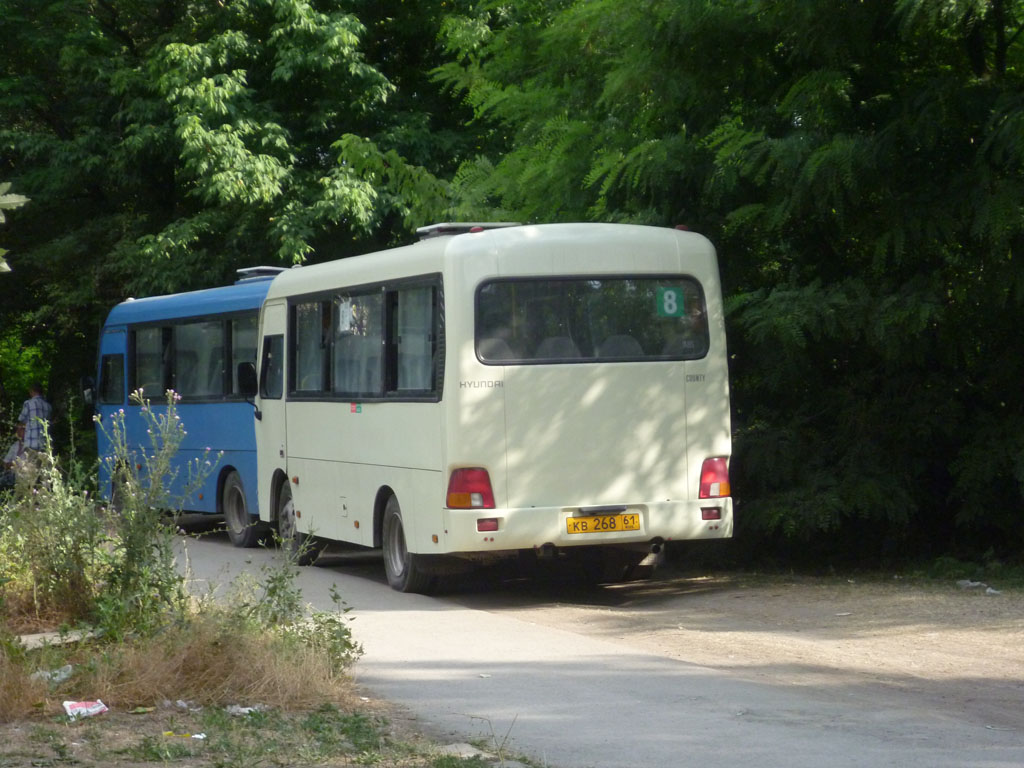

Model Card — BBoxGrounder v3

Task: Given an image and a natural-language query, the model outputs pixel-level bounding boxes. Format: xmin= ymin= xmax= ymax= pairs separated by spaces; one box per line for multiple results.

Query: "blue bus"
xmin=94 ymin=268 xmax=282 ymax=546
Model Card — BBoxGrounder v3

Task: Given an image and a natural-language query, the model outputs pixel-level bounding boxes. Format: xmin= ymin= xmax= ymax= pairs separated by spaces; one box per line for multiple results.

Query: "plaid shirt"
xmin=18 ymin=395 xmax=52 ymax=451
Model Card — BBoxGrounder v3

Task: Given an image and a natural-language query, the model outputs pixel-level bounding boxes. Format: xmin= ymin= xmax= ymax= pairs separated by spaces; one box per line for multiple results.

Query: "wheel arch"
xmin=373 ymin=485 xmax=396 ymax=548
xmin=269 ymin=469 xmax=290 ymax=522
xmin=215 ymin=464 xmax=239 ymax=515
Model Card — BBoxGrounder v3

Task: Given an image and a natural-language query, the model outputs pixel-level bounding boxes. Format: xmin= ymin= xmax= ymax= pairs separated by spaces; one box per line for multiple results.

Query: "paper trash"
xmin=63 ymin=700 xmax=109 ymax=720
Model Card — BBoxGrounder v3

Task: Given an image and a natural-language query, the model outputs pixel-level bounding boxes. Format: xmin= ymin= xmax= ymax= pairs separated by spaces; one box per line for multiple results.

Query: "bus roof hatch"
xmin=235 ymin=266 xmax=287 ymax=284
xmin=416 ymin=222 xmax=522 ymax=240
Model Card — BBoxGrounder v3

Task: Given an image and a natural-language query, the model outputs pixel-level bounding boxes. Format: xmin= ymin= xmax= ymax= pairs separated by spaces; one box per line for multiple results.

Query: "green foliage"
xmin=235 ymin=547 xmax=306 ymax=629
xmin=0 ymin=0 xmax=470 ymax=421
xmin=3 ymin=0 xmax=1024 ymax=564
xmin=0 ymin=390 xmax=212 ymax=637
xmin=125 ymin=734 xmax=197 ymax=762
xmin=0 ymin=183 xmax=29 ymax=225
xmin=90 ymin=391 xmax=214 ymax=639
xmin=274 ymin=585 xmax=363 ymax=671
xmin=439 ymin=0 xmax=1024 ymax=561
xmin=1 ymin=390 xmax=362 ymax=719
xmin=232 ymin=555 xmax=363 ymax=671
xmin=0 ymin=181 xmax=29 ymax=274
xmin=0 ymin=327 xmax=52 ymax=423
xmin=185 ymin=704 xmax=387 ymax=765
xmin=0 ymin=431 xmax=105 ymax=622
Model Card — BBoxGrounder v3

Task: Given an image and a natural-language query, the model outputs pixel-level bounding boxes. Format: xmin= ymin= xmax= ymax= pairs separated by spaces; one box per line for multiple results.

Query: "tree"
xmin=438 ymin=0 xmax=1024 ymax=560
xmin=0 ymin=181 xmax=29 ymax=274
xmin=0 ymin=0 xmax=469 ymax=422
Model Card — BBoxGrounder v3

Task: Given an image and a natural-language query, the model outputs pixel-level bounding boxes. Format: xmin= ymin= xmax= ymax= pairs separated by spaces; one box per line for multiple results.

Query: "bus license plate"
xmin=566 ymin=513 xmax=640 ymax=534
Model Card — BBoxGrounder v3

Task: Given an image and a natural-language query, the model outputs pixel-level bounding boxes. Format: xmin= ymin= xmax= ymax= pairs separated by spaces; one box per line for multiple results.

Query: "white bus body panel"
xmin=440 ymin=224 xmax=732 ymax=555
xmin=255 ymin=224 xmax=732 ymax=559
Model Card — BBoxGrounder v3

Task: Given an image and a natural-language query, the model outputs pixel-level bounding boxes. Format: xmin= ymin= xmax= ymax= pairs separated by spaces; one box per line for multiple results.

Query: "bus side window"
xmin=99 ymin=354 xmax=125 ymax=404
xmin=394 ymin=285 xmax=435 ymax=392
xmin=231 ymin=314 xmax=258 ymax=395
xmin=173 ymin=320 xmax=225 ymax=398
xmin=331 ymin=291 xmax=383 ymax=396
xmin=293 ymin=301 xmax=327 ymax=392
xmin=260 ymin=335 xmax=284 ymax=400
xmin=133 ymin=326 xmax=168 ymax=397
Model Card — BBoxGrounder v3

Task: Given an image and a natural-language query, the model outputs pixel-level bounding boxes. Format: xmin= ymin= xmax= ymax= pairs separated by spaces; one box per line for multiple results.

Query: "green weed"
xmin=430 ymin=757 xmax=493 ymax=768
xmin=123 ymin=733 xmax=199 ymax=762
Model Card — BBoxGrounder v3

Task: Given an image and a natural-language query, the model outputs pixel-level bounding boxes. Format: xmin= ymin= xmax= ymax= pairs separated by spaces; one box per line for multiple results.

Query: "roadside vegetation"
xmin=0 ymin=395 xmax=502 ymax=767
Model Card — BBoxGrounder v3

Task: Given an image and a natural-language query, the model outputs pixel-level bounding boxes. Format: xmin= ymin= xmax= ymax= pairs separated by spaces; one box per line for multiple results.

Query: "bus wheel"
xmin=277 ymin=482 xmax=323 ymax=566
xmin=223 ymin=471 xmax=259 ymax=548
xmin=109 ymin=460 xmax=132 ymax=514
xmin=382 ymin=495 xmax=434 ymax=594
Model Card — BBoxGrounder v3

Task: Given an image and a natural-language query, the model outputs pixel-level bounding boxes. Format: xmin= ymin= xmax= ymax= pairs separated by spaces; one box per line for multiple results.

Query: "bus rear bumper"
xmin=436 ymin=498 xmax=733 ymax=555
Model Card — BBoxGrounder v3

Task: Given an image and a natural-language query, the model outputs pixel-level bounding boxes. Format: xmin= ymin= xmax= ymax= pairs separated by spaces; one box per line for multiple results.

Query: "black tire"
xmin=109 ymin=461 xmax=131 ymax=514
xmin=276 ymin=482 xmax=323 ymax=566
xmin=223 ymin=470 xmax=259 ymax=548
xmin=381 ymin=495 xmax=434 ymax=593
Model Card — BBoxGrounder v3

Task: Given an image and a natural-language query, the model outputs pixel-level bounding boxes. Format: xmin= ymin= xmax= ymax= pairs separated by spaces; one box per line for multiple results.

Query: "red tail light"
xmin=699 ymin=457 xmax=731 ymax=499
xmin=447 ymin=468 xmax=496 ymax=509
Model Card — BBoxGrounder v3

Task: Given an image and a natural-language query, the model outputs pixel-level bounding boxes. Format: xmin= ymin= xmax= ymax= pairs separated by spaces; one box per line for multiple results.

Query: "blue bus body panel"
xmin=127 ymin=401 xmax=260 ymax=516
xmin=96 ymin=278 xmax=273 ymax=517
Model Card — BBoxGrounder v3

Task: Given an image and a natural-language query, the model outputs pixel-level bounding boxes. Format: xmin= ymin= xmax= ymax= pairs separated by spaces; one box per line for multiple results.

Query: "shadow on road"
xmin=180 ymin=522 xmax=740 ymax=608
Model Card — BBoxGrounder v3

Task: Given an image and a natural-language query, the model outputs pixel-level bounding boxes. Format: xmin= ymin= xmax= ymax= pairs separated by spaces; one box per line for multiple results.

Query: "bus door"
xmin=255 ymin=300 xmax=287 ymax=523
xmin=95 ymin=327 xmax=127 ymax=500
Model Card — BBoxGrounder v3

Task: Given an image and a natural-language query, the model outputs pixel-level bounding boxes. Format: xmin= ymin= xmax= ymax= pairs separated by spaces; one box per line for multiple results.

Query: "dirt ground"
xmin=456 ymin=569 xmax=1024 ymax=732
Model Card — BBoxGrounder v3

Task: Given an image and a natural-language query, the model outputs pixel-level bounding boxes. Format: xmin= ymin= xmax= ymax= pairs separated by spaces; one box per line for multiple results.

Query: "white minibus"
xmin=245 ymin=222 xmax=733 ymax=592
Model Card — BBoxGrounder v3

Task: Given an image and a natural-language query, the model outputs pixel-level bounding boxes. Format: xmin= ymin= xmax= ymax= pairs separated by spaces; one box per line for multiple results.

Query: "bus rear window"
xmin=476 ymin=277 xmax=709 ymax=363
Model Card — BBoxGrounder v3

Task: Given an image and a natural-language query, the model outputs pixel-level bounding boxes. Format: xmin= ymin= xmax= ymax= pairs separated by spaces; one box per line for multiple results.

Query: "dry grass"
xmin=0 ymin=647 xmax=48 ymax=721
xmin=0 ymin=611 xmax=361 ymax=723
xmin=0 ymin=598 xmax=71 ymax=635
xmin=93 ymin=615 xmax=360 ymax=709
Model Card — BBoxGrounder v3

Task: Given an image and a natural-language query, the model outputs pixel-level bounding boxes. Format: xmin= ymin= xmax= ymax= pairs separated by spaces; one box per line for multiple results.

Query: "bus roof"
xmin=103 ymin=276 xmax=275 ymax=327
xmin=264 ymin=223 xmax=715 ymax=303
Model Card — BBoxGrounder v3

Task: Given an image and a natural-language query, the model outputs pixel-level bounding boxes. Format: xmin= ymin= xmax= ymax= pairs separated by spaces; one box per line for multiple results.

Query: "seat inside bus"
xmin=597 ymin=334 xmax=643 ymax=358
xmin=478 ymin=337 xmax=517 ymax=361
xmin=534 ymin=335 xmax=581 ymax=359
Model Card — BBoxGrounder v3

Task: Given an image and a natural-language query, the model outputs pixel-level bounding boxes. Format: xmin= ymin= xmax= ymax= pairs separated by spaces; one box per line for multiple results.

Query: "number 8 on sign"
xmin=657 ymin=286 xmax=685 ymax=317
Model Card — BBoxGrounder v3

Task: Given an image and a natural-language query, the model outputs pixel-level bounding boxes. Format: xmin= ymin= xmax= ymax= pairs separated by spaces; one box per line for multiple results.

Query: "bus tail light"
xmin=447 ymin=468 xmax=496 ymax=509
xmin=699 ymin=457 xmax=731 ymax=499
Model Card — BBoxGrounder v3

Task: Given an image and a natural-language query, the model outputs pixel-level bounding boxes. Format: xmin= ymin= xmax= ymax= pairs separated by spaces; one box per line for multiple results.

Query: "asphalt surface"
xmin=180 ymin=530 xmax=1024 ymax=768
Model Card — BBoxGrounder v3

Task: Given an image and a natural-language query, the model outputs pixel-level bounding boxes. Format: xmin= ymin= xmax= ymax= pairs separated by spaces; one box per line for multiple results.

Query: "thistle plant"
xmin=0 ymin=389 xmax=221 ymax=639
xmin=92 ymin=389 xmax=220 ymax=639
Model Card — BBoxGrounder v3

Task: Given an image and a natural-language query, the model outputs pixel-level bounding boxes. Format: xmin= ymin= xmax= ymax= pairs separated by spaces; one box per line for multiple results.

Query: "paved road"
xmin=181 ymin=530 xmax=1023 ymax=768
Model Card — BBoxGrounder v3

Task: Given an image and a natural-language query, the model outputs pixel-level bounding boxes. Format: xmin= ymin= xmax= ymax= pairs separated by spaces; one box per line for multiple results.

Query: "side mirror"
xmin=81 ymin=375 xmax=96 ymax=408
xmin=237 ymin=362 xmax=261 ymax=421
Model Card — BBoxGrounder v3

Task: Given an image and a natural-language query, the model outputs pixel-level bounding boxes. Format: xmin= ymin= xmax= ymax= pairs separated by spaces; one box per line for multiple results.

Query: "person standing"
xmin=18 ymin=382 xmax=52 ymax=454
